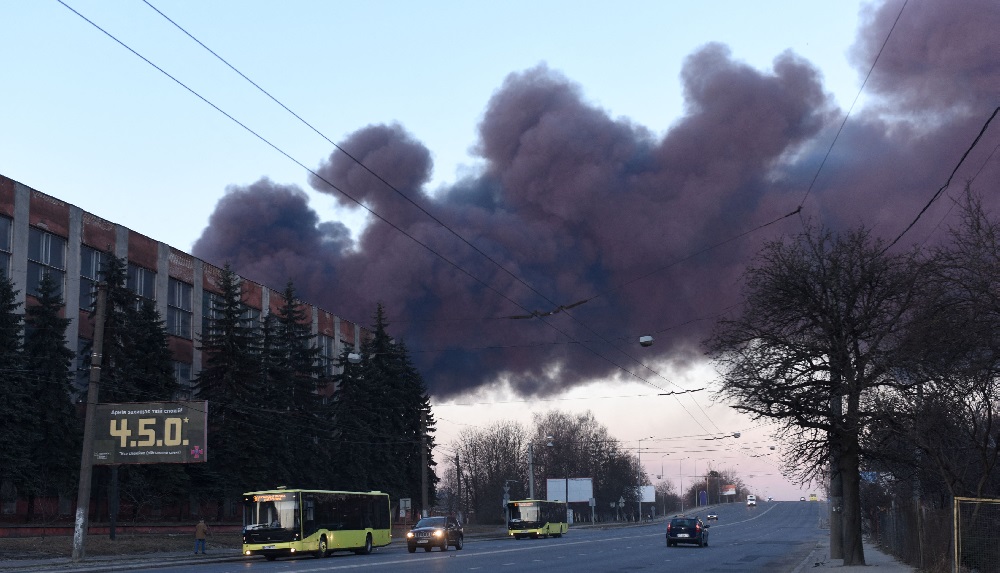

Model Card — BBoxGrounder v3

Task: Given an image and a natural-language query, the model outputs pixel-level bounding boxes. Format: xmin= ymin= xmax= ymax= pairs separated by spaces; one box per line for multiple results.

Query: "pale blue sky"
xmin=1 ymin=0 xmax=873 ymax=499
xmin=3 ymin=0 xmax=865 ymax=250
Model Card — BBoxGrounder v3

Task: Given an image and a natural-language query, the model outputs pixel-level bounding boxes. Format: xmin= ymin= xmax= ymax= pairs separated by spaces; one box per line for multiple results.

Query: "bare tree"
xmin=705 ymin=224 xmax=923 ymax=566
xmin=452 ymin=420 xmax=527 ymax=524
xmin=875 ymin=189 xmax=1000 ymax=501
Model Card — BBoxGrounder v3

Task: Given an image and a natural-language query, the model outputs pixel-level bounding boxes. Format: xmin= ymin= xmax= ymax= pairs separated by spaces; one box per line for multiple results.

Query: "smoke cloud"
xmin=192 ymin=0 xmax=1000 ymax=399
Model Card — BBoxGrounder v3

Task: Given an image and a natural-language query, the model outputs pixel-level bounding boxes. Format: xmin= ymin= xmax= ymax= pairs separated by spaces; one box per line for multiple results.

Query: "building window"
xmin=166 ymin=279 xmax=192 ymax=338
xmin=79 ymin=246 xmax=106 ymax=311
xmin=241 ymin=305 xmax=260 ymax=323
xmin=127 ymin=263 xmax=155 ymax=301
xmin=317 ymin=334 xmax=336 ymax=376
xmin=27 ymin=227 xmax=66 ymax=297
xmin=0 ymin=216 xmax=11 ymax=278
xmin=202 ymin=291 xmax=260 ymax=331
xmin=202 ymin=291 xmax=222 ymax=337
xmin=173 ymin=361 xmax=193 ymax=399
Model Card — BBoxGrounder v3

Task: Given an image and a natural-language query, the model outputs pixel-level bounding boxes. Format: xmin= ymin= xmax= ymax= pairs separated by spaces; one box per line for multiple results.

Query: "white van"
xmin=746 ymin=494 xmax=757 ymax=506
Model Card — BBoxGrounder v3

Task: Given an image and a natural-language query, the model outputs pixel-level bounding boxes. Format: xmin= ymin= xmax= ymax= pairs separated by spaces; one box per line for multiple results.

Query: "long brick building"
xmin=0 ymin=173 xmax=366 ymax=398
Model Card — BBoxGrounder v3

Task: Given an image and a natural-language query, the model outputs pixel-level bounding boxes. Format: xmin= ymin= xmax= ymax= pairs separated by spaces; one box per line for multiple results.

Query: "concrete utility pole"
xmin=72 ymin=283 xmax=106 ymax=561
xmin=830 ymin=375 xmax=844 ymax=560
xmin=528 ymin=443 xmax=535 ymax=499
xmin=420 ymin=411 xmax=428 ymax=517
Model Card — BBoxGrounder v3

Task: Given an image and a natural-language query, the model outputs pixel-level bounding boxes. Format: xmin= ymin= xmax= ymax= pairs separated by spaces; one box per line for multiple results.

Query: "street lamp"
xmin=546 ymin=438 xmax=569 ymax=523
xmin=527 ymin=435 xmax=554 ymax=500
xmin=637 ymin=435 xmax=653 ymax=521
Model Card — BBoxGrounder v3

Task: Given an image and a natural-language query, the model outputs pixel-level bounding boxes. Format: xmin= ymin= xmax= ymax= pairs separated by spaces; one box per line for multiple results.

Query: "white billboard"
xmin=546 ymin=478 xmax=594 ymax=503
xmin=640 ymin=485 xmax=655 ymax=503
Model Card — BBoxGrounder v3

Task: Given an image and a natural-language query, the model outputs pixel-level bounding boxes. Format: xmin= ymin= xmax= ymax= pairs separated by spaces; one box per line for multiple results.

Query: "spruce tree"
xmin=193 ymin=264 xmax=266 ymax=509
xmin=0 ymin=271 xmax=31 ymax=502
xmin=23 ymin=272 xmax=80 ymax=514
xmin=128 ymin=300 xmax=179 ymax=401
xmin=85 ymin=252 xmax=179 ymax=402
xmin=393 ymin=338 xmax=438 ymax=507
xmin=331 ymin=304 xmax=436 ymax=503
xmin=271 ymin=281 xmax=325 ymax=485
xmin=92 ymin=252 xmax=143 ymax=403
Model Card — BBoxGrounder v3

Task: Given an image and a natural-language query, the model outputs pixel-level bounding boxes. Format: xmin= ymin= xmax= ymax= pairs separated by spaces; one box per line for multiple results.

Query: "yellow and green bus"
xmin=242 ymin=488 xmax=391 ymax=561
xmin=507 ymin=499 xmax=568 ymax=539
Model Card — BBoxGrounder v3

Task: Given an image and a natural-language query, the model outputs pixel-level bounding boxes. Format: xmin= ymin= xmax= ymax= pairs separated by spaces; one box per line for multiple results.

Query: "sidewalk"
xmin=792 ymin=537 xmax=917 ymax=572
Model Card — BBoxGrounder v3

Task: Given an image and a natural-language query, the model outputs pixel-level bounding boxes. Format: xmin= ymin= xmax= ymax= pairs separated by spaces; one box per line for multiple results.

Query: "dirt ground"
xmin=0 ymin=531 xmax=244 ymax=559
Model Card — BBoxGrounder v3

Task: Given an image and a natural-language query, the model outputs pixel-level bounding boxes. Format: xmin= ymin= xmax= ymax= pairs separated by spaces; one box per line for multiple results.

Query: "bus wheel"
xmin=315 ymin=536 xmax=327 ymax=558
xmin=354 ymin=533 xmax=372 ymax=555
xmin=455 ymin=535 xmax=464 ymax=550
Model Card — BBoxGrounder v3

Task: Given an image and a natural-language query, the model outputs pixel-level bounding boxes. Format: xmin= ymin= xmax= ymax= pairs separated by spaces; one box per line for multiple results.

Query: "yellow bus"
xmin=242 ymin=488 xmax=391 ymax=561
xmin=809 ymin=493 xmax=818 ymax=502
xmin=507 ymin=499 xmax=568 ymax=539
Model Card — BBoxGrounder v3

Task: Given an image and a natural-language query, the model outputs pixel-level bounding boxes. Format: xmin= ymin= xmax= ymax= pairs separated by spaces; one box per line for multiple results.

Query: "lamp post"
xmin=528 ymin=443 xmax=536 ymax=499
xmin=546 ymin=438 xmax=569 ymax=523
xmin=679 ymin=458 xmax=684 ymax=513
xmin=637 ymin=435 xmax=653 ymax=521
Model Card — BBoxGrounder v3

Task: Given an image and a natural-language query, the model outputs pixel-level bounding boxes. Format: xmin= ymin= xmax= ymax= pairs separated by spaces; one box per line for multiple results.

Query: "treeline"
xmin=437 ymin=411 xmax=751 ymax=524
xmin=0 ymin=256 xmax=436 ymax=523
xmin=706 ymin=188 xmax=1000 ymax=566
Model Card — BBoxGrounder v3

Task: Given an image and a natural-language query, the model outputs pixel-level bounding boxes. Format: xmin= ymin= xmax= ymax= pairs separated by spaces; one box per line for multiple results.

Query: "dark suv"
xmin=406 ymin=516 xmax=464 ymax=552
xmin=666 ymin=515 xmax=709 ymax=547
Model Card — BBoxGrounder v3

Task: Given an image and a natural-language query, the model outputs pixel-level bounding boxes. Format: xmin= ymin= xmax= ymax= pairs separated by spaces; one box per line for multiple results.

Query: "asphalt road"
xmin=88 ymin=500 xmax=829 ymax=573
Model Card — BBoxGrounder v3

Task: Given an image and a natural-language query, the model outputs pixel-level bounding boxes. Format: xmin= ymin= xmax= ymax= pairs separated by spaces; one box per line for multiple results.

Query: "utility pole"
xmin=528 ymin=443 xmax=535 ymax=499
xmin=830 ymin=372 xmax=844 ymax=560
xmin=420 ymin=411 xmax=428 ymax=517
xmin=72 ymin=283 xmax=106 ymax=561
xmin=455 ymin=454 xmax=462 ymax=520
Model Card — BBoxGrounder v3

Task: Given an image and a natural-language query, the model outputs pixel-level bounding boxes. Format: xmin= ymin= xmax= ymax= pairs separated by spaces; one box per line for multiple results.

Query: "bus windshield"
xmin=509 ymin=504 xmax=541 ymax=524
xmin=244 ymin=493 xmax=299 ymax=531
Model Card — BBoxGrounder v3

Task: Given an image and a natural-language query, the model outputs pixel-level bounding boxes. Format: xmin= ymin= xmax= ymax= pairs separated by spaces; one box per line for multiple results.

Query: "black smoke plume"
xmin=193 ymin=0 xmax=1000 ymax=399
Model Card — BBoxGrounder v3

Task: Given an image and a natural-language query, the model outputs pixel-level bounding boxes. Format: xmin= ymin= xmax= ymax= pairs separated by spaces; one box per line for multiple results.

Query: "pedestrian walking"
xmin=194 ymin=518 xmax=210 ymax=554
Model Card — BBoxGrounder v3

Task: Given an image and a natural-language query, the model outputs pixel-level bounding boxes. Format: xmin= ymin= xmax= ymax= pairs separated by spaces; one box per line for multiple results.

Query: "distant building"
xmin=0 ymin=174 xmax=365 ymax=399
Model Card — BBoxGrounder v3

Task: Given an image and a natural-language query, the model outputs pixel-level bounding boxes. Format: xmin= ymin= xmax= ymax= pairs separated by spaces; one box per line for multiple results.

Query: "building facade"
xmin=0 ymin=174 xmax=365 ymax=398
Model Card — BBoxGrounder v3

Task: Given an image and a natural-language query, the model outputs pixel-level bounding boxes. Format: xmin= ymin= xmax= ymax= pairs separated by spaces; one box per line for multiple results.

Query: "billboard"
xmin=722 ymin=484 xmax=737 ymax=496
xmin=546 ymin=478 xmax=594 ymax=503
xmin=639 ymin=485 xmax=655 ymax=503
xmin=91 ymin=401 xmax=208 ymax=465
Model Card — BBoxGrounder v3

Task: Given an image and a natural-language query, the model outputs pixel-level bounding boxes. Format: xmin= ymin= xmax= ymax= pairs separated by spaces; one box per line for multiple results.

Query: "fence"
xmin=869 ymin=496 xmax=1000 ymax=573
xmin=953 ymin=497 xmax=1000 ymax=573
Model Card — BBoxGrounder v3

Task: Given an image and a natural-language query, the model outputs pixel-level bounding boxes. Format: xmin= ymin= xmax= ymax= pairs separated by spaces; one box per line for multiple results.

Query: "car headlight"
xmin=406 ymin=532 xmax=414 ymax=539
xmin=433 ymin=530 xmax=444 ymax=538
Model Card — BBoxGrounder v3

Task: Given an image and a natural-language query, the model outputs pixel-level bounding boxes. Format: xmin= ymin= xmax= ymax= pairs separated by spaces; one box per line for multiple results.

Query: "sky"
xmin=4 ymin=0 xmax=1000 ymax=502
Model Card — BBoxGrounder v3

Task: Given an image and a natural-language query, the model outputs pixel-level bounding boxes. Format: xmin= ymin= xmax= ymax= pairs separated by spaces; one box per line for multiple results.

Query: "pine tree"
xmin=92 ymin=252 xmax=142 ymax=403
xmin=330 ymin=304 xmax=436 ymax=502
xmin=128 ymin=300 xmax=179 ymax=401
xmin=85 ymin=252 xmax=179 ymax=402
xmin=270 ymin=281 xmax=325 ymax=485
xmin=192 ymin=264 xmax=266 ymax=509
xmin=392 ymin=338 xmax=438 ymax=507
xmin=22 ymin=272 xmax=80 ymax=512
xmin=0 ymin=271 xmax=32 ymax=502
